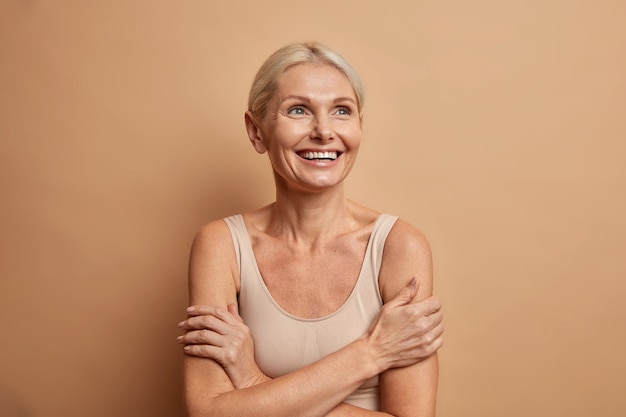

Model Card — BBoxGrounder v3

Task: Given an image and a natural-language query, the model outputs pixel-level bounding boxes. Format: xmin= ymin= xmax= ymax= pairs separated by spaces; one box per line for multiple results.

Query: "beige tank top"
xmin=224 ymin=213 xmax=398 ymax=411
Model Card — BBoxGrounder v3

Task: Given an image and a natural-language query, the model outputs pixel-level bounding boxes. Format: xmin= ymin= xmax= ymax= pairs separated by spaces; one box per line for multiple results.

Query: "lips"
xmin=297 ymin=151 xmax=340 ymax=161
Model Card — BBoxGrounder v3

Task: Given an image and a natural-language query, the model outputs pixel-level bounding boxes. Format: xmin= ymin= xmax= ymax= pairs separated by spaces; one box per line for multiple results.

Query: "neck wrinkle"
xmin=269 ymin=185 xmax=353 ymax=249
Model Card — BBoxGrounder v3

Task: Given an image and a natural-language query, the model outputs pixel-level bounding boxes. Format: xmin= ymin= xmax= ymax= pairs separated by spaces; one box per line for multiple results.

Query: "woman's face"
xmin=247 ymin=63 xmax=363 ymax=193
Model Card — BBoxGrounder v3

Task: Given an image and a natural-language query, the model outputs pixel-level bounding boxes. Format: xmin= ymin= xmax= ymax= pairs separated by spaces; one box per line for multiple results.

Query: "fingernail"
xmin=409 ymin=277 xmax=417 ymax=287
xmin=186 ymin=306 xmax=195 ymax=313
xmin=176 ymin=336 xmax=183 ymax=343
xmin=177 ymin=321 xmax=184 ymax=328
xmin=183 ymin=346 xmax=190 ymax=352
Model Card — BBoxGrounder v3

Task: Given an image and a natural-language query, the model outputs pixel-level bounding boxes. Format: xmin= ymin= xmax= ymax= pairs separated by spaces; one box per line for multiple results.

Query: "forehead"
xmin=274 ymin=63 xmax=356 ymax=99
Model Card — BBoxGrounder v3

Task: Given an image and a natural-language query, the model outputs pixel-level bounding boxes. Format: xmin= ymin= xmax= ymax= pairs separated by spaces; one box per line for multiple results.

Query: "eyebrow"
xmin=280 ymin=95 xmax=357 ymax=105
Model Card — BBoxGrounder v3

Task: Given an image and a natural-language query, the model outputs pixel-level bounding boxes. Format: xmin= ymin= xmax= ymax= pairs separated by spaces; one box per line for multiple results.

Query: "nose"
xmin=310 ymin=114 xmax=334 ymax=142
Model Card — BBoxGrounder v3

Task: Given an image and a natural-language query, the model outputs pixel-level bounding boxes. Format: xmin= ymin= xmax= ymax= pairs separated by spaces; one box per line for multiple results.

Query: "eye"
xmin=334 ymin=106 xmax=352 ymax=116
xmin=287 ymin=106 xmax=307 ymax=115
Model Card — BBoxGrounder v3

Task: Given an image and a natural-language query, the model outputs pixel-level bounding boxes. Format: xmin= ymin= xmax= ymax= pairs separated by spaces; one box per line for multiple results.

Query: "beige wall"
xmin=1 ymin=1 xmax=625 ymax=416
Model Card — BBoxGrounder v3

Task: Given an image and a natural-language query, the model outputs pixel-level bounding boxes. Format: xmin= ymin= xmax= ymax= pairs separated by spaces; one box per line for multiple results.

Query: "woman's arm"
xmin=377 ymin=219 xmax=443 ymax=417
xmin=180 ymin=296 xmax=442 ymax=416
xmin=180 ymin=303 xmax=270 ymax=389
xmin=184 ymin=220 xmax=439 ymax=417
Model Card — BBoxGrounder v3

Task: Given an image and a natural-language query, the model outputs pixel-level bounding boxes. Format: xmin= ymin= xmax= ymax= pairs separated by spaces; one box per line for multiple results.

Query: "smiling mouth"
xmin=297 ymin=151 xmax=339 ymax=161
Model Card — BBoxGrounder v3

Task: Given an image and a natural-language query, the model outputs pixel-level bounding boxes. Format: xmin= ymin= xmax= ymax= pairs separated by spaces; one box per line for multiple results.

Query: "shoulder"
xmin=188 ymin=218 xmax=239 ymax=305
xmin=191 ymin=218 xmax=236 ymax=260
xmin=384 ymin=218 xmax=432 ymax=262
xmin=379 ymin=218 xmax=433 ymax=302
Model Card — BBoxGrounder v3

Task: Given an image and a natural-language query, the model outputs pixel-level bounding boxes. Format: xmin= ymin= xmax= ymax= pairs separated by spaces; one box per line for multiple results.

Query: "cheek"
xmin=269 ymin=121 xmax=310 ymax=144
xmin=339 ymin=125 xmax=362 ymax=148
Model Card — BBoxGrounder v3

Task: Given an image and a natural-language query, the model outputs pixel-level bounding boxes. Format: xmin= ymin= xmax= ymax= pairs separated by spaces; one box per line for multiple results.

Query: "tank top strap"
xmin=224 ymin=213 xmax=399 ymax=298
xmin=223 ymin=214 xmax=246 ymax=277
xmin=368 ymin=213 xmax=399 ymax=276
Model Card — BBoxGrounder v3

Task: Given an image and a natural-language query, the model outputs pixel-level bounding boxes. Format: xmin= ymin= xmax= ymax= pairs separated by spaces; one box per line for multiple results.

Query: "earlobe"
xmin=244 ymin=111 xmax=267 ymax=154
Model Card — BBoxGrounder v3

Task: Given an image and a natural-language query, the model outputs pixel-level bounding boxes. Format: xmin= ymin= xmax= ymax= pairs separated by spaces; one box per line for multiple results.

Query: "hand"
xmin=365 ymin=278 xmax=444 ymax=372
xmin=177 ymin=304 xmax=268 ymax=388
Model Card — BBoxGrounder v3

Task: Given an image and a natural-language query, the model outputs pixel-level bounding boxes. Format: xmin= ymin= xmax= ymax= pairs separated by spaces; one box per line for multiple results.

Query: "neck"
xmin=267 ymin=184 xmax=354 ymax=247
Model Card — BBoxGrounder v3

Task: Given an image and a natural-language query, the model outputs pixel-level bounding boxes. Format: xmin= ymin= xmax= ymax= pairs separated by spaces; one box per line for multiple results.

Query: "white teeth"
xmin=300 ymin=151 xmax=338 ymax=160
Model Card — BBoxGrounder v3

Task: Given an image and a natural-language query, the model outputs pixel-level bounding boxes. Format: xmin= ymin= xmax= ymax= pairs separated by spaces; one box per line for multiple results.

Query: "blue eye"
xmin=287 ymin=106 xmax=307 ymax=115
xmin=335 ymin=107 xmax=351 ymax=116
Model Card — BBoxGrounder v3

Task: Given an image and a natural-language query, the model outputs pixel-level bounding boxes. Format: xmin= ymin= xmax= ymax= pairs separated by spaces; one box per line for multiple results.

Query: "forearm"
xmin=186 ymin=336 xmax=381 ymax=417
xmin=228 ymin=356 xmax=393 ymax=417
xmin=235 ymin=374 xmax=394 ymax=417
xmin=325 ymin=403 xmax=394 ymax=417
xmin=234 ymin=373 xmax=394 ymax=417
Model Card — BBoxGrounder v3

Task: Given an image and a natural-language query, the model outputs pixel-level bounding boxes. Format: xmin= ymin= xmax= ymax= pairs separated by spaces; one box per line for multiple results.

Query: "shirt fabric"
xmin=223 ymin=213 xmax=399 ymax=410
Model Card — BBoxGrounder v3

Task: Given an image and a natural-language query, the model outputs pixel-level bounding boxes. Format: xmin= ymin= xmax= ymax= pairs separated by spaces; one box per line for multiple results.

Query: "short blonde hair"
xmin=248 ymin=41 xmax=364 ymax=118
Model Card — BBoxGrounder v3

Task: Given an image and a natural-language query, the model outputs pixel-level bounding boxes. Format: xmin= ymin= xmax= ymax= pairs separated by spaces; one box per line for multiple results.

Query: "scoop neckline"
xmin=238 ymin=214 xmax=384 ymax=322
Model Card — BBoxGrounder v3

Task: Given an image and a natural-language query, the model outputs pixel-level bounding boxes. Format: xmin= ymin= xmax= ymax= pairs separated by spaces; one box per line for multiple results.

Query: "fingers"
xmin=178 ymin=316 xmax=254 ymax=367
xmin=177 ymin=304 xmax=251 ymax=362
xmin=411 ymin=296 xmax=442 ymax=317
xmin=186 ymin=305 xmax=224 ymax=317
xmin=431 ymin=322 xmax=444 ymax=345
xmin=414 ymin=312 xmax=444 ymax=358
xmin=409 ymin=304 xmax=443 ymax=340
xmin=178 ymin=314 xmax=231 ymax=335
xmin=384 ymin=278 xmax=420 ymax=309
xmin=178 ymin=328 xmax=224 ymax=347
xmin=427 ymin=310 xmax=444 ymax=329
xmin=227 ymin=303 xmax=244 ymax=323
xmin=183 ymin=343 xmax=223 ymax=359
xmin=419 ymin=321 xmax=445 ymax=357
xmin=180 ymin=305 xmax=241 ymax=330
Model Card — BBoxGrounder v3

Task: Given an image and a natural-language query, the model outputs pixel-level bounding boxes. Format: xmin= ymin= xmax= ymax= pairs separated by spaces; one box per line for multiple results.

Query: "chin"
xmin=302 ymin=177 xmax=347 ymax=191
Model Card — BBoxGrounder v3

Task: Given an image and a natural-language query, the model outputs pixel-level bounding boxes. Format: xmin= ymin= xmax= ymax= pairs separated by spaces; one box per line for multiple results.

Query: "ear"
xmin=244 ymin=111 xmax=267 ymax=154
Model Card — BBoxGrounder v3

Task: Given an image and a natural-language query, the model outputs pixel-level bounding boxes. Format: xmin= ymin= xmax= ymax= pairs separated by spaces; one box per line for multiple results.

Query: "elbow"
xmin=185 ymin=393 xmax=219 ymax=417
xmin=184 ymin=402 xmax=205 ymax=417
xmin=185 ymin=402 xmax=214 ymax=417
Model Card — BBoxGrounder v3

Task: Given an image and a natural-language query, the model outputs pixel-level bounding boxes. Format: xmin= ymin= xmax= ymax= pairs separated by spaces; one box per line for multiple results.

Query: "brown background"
xmin=1 ymin=1 xmax=625 ymax=416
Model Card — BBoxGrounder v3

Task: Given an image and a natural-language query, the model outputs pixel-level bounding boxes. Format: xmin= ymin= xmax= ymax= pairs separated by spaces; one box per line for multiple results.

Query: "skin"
xmin=180 ymin=63 xmax=443 ymax=417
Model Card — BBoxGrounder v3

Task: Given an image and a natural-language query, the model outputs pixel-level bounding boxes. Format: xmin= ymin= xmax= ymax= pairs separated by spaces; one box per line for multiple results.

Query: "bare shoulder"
xmin=191 ymin=218 xmax=234 ymax=252
xmin=384 ymin=218 xmax=432 ymax=262
xmin=379 ymin=218 xmax=434 ymax=301
xmin=188 ymin=218 xmax=239 ymax=306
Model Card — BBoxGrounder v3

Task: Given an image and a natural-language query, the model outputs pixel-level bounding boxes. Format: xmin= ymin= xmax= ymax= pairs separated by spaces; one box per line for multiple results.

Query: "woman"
xmin=178 ymin=41 xmax=444 ymax=416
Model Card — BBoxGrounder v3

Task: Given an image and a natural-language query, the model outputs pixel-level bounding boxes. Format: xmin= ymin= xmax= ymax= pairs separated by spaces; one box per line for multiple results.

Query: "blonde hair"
xmin=248 ymin=41 xmax=364 ymax=118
